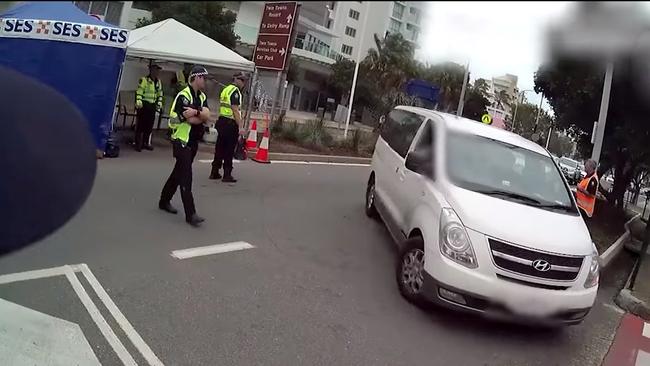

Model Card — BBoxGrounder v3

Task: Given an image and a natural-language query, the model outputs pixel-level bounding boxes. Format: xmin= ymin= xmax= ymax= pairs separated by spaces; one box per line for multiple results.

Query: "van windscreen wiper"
xmin=474 ymin=189 xmax=541 ymax=205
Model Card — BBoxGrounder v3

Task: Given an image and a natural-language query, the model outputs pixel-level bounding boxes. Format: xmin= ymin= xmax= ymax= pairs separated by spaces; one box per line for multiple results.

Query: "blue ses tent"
xmin=0 ymin=2 xmax=129 ymax=150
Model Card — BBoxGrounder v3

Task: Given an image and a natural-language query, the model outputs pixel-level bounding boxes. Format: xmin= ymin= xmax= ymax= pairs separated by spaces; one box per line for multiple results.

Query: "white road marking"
xmin=0 ymin=266 xmax=68 ymax=285
xmin=171 ymin=241 xmax=254 ymax=259
xmin=198 ymin=159 xmax=242 ymax=164
xmin=0 ymin=298 xmax=101 ymax=365
xmin=72 ymin=264 xmax=164 ymax=366
xmin=643 ymin=322 xmax=650 ymax=338
xmin=63 ymin=266 xmax=137 ymax=366
xmin=636 ymin=349 xmax=650 ymax=366
xmin=197 ymin=159 xmax=369 ymax=167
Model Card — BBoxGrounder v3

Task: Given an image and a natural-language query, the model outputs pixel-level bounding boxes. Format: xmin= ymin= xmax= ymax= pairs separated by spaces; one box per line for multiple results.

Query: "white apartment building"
xmin=488 ymin=73 xmax=519 ymax=116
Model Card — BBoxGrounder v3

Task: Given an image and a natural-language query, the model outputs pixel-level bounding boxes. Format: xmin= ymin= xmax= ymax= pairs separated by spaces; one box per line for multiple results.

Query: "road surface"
xmin=0 ymin=147 xmax=634 ymax=366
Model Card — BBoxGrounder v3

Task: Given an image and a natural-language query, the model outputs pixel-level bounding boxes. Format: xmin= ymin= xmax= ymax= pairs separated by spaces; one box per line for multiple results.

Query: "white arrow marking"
xmin=286 ymin=14 xmax=292 ymax=23
xmin=279 ymin=48 xmax=286 ymax=56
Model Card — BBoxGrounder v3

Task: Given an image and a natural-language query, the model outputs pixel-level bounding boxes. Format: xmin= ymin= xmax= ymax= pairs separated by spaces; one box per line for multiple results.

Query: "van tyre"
xmin=396 ymin=237 xmax=428 ymax=306
xmin=365 ymin=175 xmax=379 ymax=219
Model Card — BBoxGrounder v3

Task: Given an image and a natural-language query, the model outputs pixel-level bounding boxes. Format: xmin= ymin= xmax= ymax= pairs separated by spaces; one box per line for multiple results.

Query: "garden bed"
xmin=587 ymin=200 xmax=637 ymax=253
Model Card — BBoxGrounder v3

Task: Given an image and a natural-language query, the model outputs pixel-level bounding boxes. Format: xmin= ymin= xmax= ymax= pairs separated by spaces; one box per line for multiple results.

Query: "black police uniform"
xmin=159 ymin=85 xmax=207 ymax=224
xmin=210 ymin=87 xmax=241 ymax=181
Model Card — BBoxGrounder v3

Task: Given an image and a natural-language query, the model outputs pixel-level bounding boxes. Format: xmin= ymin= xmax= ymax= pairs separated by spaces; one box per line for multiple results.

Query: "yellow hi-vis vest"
xmin=136 ymin=76 xmax=163 ymax=107
xmin=219 ymin=84 xmax=240 ymax=119
xmin=168 ymin=86 xmax=207 ymax=144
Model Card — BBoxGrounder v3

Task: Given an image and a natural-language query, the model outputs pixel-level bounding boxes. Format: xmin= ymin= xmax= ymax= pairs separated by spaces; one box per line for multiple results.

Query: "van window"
xmin=381 ymin=109 xmax=425 ymax=157
xmin=412 ymin=120 xmax=433 ymax=152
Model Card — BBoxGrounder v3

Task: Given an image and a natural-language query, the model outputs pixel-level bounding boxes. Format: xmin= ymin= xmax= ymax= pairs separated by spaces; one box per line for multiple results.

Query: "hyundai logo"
xmin=532 ymin=259 xmax=552 ymax=272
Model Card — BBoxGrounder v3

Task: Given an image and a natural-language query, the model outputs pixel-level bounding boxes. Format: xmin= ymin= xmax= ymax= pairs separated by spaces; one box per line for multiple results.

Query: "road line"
xmin=643 ymin=322 xmax=650 ymax=339
xmin=63 ymin=266 xmax=137 ymax=366
xmin=270 ymin=160 xmax=370 ymax=167
xmin=76 ymin=264 xmax=164 ymax=366
xmin=198 ymin=159 xmax=242 ymax=164
xmin=0 ymin=265 xmax=68 ymax=285
xmin=171 ymin=241 xmax=254 ymax=259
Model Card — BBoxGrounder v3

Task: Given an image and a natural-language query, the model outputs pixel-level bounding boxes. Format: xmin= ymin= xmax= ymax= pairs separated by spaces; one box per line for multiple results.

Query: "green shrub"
xmin=298 ymin=119 xmax=333 ymax=148
xmin=281 ymin=121 xmax=300 ymax=142
xmin=271 ymin=111 xmax=286 ymax=134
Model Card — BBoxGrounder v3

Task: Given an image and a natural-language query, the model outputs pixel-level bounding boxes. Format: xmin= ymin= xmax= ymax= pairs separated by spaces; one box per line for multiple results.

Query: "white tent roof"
xmin=127 ymin=18 xmax=255 ymax=71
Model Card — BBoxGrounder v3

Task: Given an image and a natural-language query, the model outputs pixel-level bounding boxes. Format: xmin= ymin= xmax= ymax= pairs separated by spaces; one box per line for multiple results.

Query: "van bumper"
xmin=421 ymin=271 xmax=593 ymax=326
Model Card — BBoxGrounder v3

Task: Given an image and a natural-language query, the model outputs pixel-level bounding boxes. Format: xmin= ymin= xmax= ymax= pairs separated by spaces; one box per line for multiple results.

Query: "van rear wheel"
xmin=365 ymin=175 xmax=378 ymax=219
xmin=396 ymin=237 xmax=428 ymax=306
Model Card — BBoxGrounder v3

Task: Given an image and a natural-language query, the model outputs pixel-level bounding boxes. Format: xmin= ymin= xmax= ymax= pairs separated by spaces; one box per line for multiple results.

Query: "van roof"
xmin=396 ymin=106 xmax=550 ymax=156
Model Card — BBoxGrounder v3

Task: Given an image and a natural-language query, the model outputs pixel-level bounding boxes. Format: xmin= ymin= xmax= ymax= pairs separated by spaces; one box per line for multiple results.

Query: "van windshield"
xmin=445 ymin=131 xmax=577 ymax=214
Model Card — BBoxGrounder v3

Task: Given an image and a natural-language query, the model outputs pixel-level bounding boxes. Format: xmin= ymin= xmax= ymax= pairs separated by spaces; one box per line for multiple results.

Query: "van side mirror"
xmin=405 ymin=149 xmax=434 ymax=179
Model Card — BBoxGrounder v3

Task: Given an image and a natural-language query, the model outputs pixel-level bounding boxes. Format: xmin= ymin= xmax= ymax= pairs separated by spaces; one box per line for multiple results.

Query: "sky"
xmin=419 ymin=2 xmax=574 ymax=109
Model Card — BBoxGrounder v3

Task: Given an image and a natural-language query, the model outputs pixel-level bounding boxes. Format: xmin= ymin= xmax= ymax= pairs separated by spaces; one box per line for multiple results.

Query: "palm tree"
xmin=363 ymin=33 xmax=417 ymax=91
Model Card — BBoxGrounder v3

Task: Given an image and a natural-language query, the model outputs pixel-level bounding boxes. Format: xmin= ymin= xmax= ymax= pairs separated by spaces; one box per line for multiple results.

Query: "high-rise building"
xmin=487 ymin=73 xmax=519 ymax=116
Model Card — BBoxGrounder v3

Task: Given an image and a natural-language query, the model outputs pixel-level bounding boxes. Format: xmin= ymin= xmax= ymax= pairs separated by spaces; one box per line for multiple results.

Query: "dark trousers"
xmin=211 ymin=117 xmax=238 ymax=177
xmin=135 ymin=102 xmax=156 ymax=149
xmin=160 ymin=141 xmax=198 ymax=219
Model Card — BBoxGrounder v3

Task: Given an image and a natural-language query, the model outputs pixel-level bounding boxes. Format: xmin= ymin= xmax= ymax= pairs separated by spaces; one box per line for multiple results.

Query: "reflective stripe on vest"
xmin=219 ymin=84 xmax=239 ymax=119
xmin=136 ymin=76 xmax=163 ymax=105
xmin=576 ymin=173 xmax=598 ymax=217
xmin=168 ymin=86 xmax=207 ymax=144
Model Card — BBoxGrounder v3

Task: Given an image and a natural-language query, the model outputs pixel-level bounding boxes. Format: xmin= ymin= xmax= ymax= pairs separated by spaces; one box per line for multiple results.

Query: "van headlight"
xmin=584 ymin=253 xmax=600 ymax=288
xmin=439 ymin=208 xmax=477 ymax=268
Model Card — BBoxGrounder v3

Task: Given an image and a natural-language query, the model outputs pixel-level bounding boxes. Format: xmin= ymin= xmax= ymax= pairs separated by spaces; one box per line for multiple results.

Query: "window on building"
xmin=341 ymin=44 xmax=353 ymax=55
xmin=409 ymin=7 xmax=421 ymax=24
xmin=392 ymin=2 xmax=405 ymax=19
xmin=326 ymin=19 xmax=332 ymax=29
xmin=345 ymin=26 xmax=357 ymax=38
xmin=132 ymin=1 xmax=155 ymax=11
xmin=349 ymin=9 xmax=360 ymax=20
xmin=388 ymin=19 xmax=401 ymax=33
xmin=74 ymin=1 xmax=123 ymax=26
xmin=406 ymin=23 xmax=420 ymax=42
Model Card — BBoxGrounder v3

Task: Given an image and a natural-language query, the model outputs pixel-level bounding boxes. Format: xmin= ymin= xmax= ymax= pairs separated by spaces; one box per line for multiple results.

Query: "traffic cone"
xmin=252 ymin=127 xmax=271 ymax=164
xmin=246 ymin=119 xmax=258 ymax=151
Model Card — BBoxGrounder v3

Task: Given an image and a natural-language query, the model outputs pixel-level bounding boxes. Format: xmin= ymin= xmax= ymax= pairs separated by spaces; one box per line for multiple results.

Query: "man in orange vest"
xmin=576 ymin=159 xmax=599 ymax=218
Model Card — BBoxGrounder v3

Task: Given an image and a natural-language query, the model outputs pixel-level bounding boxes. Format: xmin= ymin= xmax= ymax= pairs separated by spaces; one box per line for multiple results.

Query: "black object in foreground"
xmin=0 ymin=66 xmax=97 ymax=255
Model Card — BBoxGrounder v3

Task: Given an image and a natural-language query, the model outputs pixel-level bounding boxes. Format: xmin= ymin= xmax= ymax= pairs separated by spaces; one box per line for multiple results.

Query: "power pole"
xmin=591 ymin=61 xmax=614 ymax=163
xmin=457 ymin=62 xmax=470 ymax=117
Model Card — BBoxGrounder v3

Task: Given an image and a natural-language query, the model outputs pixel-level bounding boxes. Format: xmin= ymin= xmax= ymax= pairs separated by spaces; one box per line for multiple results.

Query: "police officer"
xmin=159 ymin=66 xmax=210 ymax=227
xmin=209 ymin=72 xmax=248 ymax=183
xmin=135 ymin=62 xmax=163 ymax=152
xmin=576 ymin=159 xmax=599 ymax=218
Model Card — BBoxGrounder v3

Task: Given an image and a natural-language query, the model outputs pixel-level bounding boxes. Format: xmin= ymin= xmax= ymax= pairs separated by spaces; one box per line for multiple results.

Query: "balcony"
xmin=293 ymin=37 xmax=346 ymax=65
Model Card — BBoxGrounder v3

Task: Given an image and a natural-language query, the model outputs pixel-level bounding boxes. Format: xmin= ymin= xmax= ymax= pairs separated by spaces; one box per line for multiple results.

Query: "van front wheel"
xmin=396 ymin=237 xmax=427 ymax=306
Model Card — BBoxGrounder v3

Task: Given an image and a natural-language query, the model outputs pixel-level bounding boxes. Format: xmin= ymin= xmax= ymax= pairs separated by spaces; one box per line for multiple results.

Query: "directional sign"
xmin=253 ymin=2 xmax=298 ymax=71
xmin=481 ymin=114 xmax=492 ymax=125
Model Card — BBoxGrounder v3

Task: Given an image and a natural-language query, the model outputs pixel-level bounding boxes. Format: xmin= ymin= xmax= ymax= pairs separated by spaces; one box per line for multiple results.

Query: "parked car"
xmin=365 ymin=106 xmax=598 ymax=325
xmin=558 ymin=157 xmax=581 ymax=185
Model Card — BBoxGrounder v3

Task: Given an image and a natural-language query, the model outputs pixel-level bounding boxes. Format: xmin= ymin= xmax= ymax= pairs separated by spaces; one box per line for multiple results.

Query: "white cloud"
xmin=419 ymin=1 xmax=573 ymax=107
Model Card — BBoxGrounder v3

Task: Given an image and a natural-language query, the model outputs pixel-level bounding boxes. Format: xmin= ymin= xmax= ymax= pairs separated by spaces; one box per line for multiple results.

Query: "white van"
xmin=365 ymin=107 xmax=599 ymax=325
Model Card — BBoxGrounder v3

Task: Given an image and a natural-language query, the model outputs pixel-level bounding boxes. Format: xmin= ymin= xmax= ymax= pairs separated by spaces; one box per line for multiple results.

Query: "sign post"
xmin=253 ymin=2 xmax=298 ymax=125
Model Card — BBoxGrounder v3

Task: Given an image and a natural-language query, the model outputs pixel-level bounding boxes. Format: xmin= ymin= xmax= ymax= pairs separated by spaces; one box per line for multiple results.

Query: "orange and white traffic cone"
xmin=246 ymin=119 xmax=258 ymax=151
xmin=252 ymin=127 xmax=271 ymax=164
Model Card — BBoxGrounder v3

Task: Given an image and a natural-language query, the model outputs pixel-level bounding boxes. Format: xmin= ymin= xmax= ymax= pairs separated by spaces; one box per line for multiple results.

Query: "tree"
xmin=547 ymin=131 xmax=575 ymax=157
xmin=461 ymin=79 xmax=490 ymax=121
xmin=535 ymin=57 xmax=650 ymax=209
xmin=326 ymin=58 xmax=355 ymax=104
xmin=135 ymin=2 xmax=239 ymax=49
xmin=419 ymin=62 xmax=465 ymax=112
xmin=363 ymin=33 xmax=417 ymax=91
xmin=510 ymin=101 xmax=553 ymax=142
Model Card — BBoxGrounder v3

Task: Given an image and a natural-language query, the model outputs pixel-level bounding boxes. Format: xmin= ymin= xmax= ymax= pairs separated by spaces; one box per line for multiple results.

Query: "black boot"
xmin=158 ymin=201 xmax=178 ymax=214
xmin=186 ymin=214 xmax=205 ymax=227
xmin=209 ymin=170 xmax=222 ymax=180
xmin=144 ymin=145 xmax=154 ymax=151
xmin=134 ymin=134 xmax=142 ymax=152
xmin=222 ymin=175 xmax=237 ymax=183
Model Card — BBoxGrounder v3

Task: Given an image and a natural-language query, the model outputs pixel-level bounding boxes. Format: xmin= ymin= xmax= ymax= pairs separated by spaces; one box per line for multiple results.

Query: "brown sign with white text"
xmin=253 ymin=2 xmax=298 ymax=71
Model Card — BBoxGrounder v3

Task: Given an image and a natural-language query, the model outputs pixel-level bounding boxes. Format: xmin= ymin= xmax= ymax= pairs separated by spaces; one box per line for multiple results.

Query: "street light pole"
xmin=511 ymin=89 xmax=534 ymax=133
xmin=344 ymin=1 xmax=370 ymax=139
xmin=457 ymin=61 xmax=470 ymax=117
xmin=532 ymin=92 xmax=544 ymax=134
xmin=545 ymin=125 xmax=553 ymax=149
xmin=591 ymin=61 xmax=614 ymax=163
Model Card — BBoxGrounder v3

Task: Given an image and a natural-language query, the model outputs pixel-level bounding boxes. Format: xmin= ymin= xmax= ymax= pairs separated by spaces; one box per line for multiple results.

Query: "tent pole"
xmin=244 ymin=68 xmax=258 ymax=130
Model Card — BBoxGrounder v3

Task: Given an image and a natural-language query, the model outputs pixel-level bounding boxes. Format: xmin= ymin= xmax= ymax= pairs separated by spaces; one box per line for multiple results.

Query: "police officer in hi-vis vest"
xmin=134 ymin=62 xmax=163 ymax=151
xmin=576 ymin=159 xmax=599 ymax=218
xmin=159 ymin=66 xmax=210 ymax=227
xmin=209 ymin=72 xmax=248 ymax=183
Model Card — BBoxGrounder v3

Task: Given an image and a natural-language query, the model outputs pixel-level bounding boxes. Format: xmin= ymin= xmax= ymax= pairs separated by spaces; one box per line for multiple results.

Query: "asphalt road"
xmin=0 ymin=146 xmax=635 ymax=366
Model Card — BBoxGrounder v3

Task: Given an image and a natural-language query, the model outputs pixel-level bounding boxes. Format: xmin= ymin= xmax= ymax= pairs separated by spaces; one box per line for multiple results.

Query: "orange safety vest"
xmin=576 ymin=173 xmax=598 ymax=218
